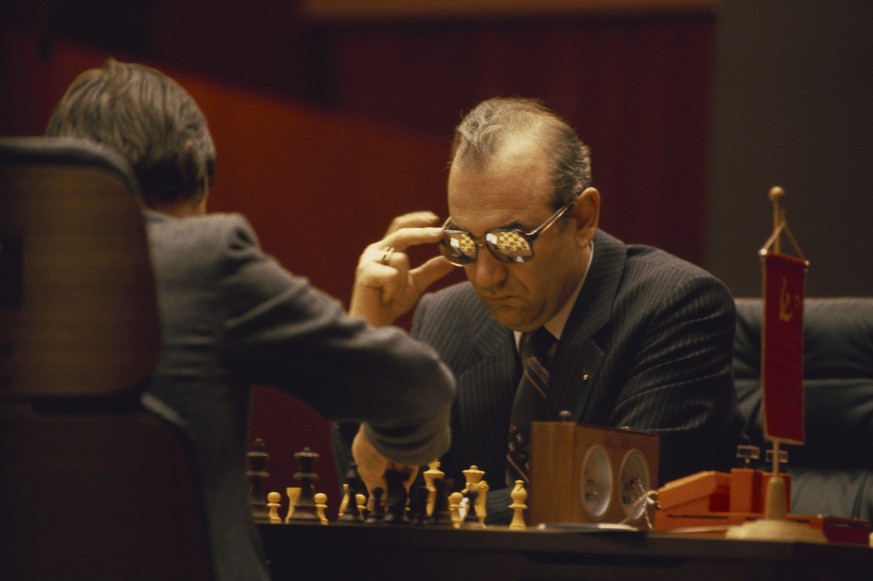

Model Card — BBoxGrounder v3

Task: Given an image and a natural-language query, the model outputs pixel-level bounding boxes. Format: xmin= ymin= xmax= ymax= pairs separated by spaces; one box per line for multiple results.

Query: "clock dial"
xmin=619 ymin=449 xmax=651 ymax=521
xmin=580 ymin=445 xmax=612 ymax=519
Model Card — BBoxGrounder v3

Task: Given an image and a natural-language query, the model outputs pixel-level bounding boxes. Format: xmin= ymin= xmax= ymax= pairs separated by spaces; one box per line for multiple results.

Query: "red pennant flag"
xmin=760 ymin=252 xmax=808 ymax=444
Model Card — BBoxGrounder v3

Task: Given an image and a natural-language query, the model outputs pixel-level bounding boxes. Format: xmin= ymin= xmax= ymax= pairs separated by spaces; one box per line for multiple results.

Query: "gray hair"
xmin=450 ymin=97 xmax=592 ymax=211
xmin=46 ymin=58 xmax=216 ymax=208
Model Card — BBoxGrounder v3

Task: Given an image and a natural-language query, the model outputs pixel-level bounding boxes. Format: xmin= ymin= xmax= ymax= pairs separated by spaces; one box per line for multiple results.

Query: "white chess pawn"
xmin=355 ymin=493 xmax=367 ymax=517
xmin=314 ymin=492 xmax=329 ymax=525
xmin=267 ymin=491 xmax=282 ymax=524
xmin=509 ymin=480 xmax=528 ymax=530
xmin=449 ymin=491 xmax=464 ymax=529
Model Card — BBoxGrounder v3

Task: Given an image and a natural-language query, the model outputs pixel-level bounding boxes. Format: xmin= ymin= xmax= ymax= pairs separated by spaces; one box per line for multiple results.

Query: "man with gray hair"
xmin=47 ymin=59 xmax=456 ymax=578
xmin=341 ymin=97 xmax=747 ymax=524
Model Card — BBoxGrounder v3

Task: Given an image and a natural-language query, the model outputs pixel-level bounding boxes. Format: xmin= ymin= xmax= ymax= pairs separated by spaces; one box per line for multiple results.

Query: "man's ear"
xmin=574 ymin=187 xmax=600 ymax=246
xmin=176 ymin=140 xmax=199 ymax=185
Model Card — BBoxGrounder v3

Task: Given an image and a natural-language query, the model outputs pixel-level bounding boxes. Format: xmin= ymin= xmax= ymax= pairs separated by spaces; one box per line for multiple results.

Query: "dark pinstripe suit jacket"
xmin=411 ymin=229 xmax=748 ymax=523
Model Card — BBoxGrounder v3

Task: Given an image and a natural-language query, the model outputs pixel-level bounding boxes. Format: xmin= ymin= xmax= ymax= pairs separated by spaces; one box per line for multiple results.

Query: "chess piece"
xmin=337 ymin=483 xmax=350 ymax=518
xmin=246 ymin=438 xmax=270 ymax=523
xmin=475 ymin=480 xmax=489 ymax=525
xmin=509 ymin=480 xmax=528 ymax=530
xmin=462 ymin=464 xmax=485 ymax=494
xmin=429 ymin=476 xmax=452 ymax=526
xmin=462 ymin=486 xmax=484 ymax=528
xmin=338 ymin=462 xmax=365 ymax=523
xmin=289 ymin=447 xmax=320 ymax=522
xmin=314 ymin=492 xmax=329 ymax=525
xmin=448 ymin=492 xmax=463 ymax=529
xmin=355 ymin=493 xmax=367 ymax=519
xmin=366 ymin=487 xmax=385 ymax=524
xmin=423 ymin=460 xmax=444 ymax=517
xmin=381 ymin=467 xmax=412 ymax=525
xmin=284 ymin=487 xmax=301 ymax=523
xmin=267 ymin=491 xmax=282 ymax=524
xmin=413 ymin=485 xmax=431 ymax=525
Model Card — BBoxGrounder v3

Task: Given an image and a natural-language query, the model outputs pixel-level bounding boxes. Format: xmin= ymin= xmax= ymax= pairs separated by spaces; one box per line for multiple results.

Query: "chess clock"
xmin=529 ymin=421 xmax=659 ymax=528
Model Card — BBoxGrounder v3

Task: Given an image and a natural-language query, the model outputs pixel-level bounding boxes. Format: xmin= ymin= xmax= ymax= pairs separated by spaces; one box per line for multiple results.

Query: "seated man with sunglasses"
xmin=340 ymin=97 xmax=748 ymax=524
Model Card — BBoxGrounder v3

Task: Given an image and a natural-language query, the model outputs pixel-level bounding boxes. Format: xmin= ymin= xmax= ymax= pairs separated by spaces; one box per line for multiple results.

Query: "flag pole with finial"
xmin=771 ymin=186 xmax=783 ymax=254
xmin=725 ymin=186 xmax=823 ymax=542
xmin=767 ymin=186 xmax=786 ymax=523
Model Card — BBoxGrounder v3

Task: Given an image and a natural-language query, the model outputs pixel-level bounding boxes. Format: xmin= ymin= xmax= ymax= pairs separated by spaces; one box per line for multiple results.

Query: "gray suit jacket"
xmin=412 ymin=229 xmax=748 ymax=523
xmin=145 ymin=211 xmax=454 ymax=580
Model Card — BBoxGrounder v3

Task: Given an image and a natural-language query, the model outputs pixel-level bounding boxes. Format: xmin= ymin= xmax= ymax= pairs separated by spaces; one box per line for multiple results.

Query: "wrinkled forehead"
xmin=447 ymin=142 xmax=554 ymax=233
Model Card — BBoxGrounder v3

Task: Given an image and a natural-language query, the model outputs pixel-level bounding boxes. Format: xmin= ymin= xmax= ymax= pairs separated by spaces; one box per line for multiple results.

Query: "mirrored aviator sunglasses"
xmin=438 ymin=224 xmax=534 ymax=266
xmin=436 ymin=195 xmax=579 ymax=267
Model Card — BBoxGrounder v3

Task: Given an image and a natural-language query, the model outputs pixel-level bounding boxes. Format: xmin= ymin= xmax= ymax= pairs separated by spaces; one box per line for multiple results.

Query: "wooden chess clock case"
xmin=529 ymin=421 xmax=660 ymax=528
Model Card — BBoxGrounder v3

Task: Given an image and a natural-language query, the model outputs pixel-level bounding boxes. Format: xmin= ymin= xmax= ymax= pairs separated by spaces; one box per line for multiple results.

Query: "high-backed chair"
xmin=733 ymin=297 xmax=873 ymax=524
xmin=0 ymin=136 xmax=214 ymax=580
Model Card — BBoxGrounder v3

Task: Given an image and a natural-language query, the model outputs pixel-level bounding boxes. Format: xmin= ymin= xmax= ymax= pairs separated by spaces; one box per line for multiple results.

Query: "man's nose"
xmin=467 ymin=247 xmax=507 ymax=288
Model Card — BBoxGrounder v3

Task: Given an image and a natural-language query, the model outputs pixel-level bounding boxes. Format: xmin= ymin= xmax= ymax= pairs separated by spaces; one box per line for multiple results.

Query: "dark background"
xmin=2 ymin=0 xmax=870 ymax=513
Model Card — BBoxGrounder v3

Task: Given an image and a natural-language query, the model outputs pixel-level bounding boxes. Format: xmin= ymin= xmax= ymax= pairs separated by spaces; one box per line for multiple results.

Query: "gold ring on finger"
xmin=380 ymin=246 xmax=395 ymax=265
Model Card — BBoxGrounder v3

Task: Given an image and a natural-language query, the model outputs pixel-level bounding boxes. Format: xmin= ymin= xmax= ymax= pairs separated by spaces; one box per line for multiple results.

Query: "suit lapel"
xmin=547 ymin=230 xmax=627 ymax=421
xmin=453 ymin=308 xmax=518 ymax=450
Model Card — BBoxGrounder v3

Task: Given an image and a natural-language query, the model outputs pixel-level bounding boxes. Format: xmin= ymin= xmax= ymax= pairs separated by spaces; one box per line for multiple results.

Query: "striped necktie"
xmin=506 ymin=327 xmax=556 ymax=487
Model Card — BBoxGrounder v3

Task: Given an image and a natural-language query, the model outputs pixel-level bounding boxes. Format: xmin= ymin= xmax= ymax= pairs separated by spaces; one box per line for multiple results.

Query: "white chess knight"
xmin=284 ymin=487 xmax=301 ymax=523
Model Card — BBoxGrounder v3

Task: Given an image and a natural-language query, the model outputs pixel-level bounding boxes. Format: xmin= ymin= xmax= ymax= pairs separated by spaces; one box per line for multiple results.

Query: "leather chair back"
xmin=0 ymin=136 xmax=214 ymax=580
xmin=734 ymin=297 xmax=873 ymax=523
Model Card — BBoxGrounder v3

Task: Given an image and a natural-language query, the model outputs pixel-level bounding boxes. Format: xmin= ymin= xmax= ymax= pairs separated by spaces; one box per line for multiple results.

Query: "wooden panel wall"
xmin=1 ymin=4 xmax=716 ymax=513
xmin=0 ymin=32 xmax=453 ymax=506
xmin=314 ymin=14 xmax=716 ymax=265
